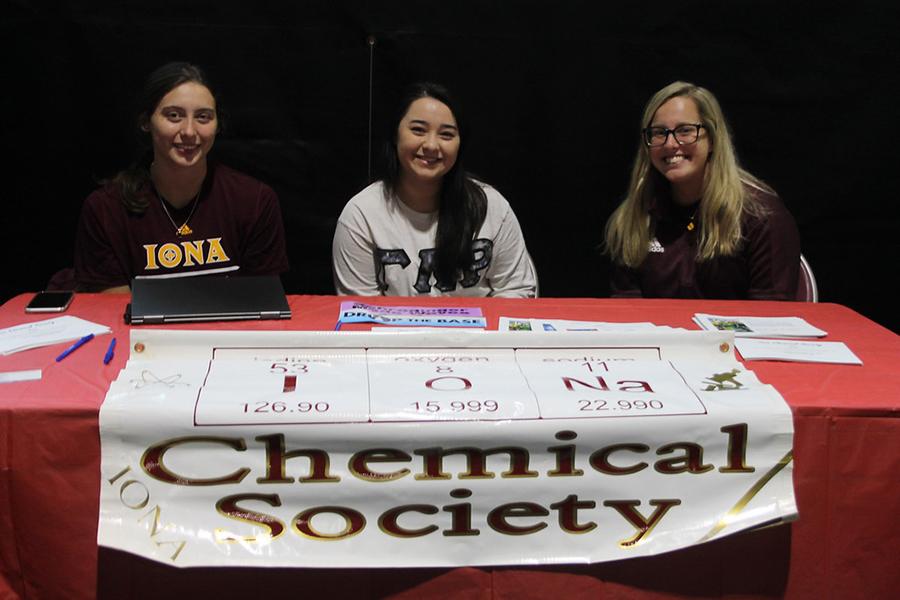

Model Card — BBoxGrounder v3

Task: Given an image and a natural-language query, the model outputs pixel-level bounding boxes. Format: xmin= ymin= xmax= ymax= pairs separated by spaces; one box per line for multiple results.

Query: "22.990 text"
xmin=578 ymin=399 xmax=664 ymax=411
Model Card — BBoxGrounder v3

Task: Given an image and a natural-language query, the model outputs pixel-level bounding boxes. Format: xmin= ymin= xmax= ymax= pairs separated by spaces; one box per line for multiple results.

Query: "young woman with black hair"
xmin=74 ymin=62 xmax=289 ymax=292
xmin=332 ymin=82 xmax=536 ymax=297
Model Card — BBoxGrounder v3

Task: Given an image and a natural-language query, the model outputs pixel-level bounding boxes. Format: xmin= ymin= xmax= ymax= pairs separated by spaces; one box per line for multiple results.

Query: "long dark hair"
xmin=381 ymin=82 xmax=488 ymax=288
xmin=113 ymin=62 xmax=218 ymax=214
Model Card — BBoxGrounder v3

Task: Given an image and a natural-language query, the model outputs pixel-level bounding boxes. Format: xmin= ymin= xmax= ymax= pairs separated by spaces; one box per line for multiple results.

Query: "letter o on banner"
xmin=119 ymin=480 xmax=151 ymax=510
xmin=425 ymin=376 xmax=473 ymax=391
xmin=292 ymin=506 xmax=366 ymax=540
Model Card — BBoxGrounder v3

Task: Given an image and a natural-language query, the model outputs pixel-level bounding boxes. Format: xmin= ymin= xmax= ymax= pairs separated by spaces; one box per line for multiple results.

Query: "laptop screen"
xmin=126 ymin=276 xmax=291 ymax=324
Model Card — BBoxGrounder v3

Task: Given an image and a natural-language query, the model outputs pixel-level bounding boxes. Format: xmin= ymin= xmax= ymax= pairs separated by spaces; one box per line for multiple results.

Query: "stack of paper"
xmin=692 ymin=313 xmax=861 ymax=365
xmin=692 ymin=313 xmax=826 ymax=338
xmin=734 ymin=338 xmax=862 ymax=365
xmin=499 ymin=317 xmax=684 ymax=333
xmin=0 ymin=316 xmax=111 ymax=355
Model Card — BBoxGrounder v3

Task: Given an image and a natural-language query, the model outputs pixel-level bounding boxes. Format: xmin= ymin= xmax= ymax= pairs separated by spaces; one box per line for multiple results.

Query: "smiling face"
xmin=648 ymin=95 xmax=710 ymax=205
xmin=145 ymin=81 xmax=217 ymax=169
xmin=395 ymin=96 xmax=460 ymax=186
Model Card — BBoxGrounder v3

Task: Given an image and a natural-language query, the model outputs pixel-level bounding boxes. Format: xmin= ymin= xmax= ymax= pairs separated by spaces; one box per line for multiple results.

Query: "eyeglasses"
xmin=642 ymin=124 xmax=705 ymax=147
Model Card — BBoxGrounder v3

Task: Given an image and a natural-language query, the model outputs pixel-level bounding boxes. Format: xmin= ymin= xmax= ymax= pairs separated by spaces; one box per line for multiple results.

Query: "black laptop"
xmin=125 ymin=275 xmax=291 ymax=324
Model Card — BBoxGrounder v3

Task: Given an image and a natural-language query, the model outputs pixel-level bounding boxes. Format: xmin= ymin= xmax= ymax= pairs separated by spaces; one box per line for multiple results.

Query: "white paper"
xmin=0 ymin=316 xmax=112 ymax=355
xmin=735 ymin=338 xmax=862 ymax=364
xmin=0 ymin=369 xmax=42 ymax=383
xmin=693 ymin=313 xmax=826 ymax=338
xmin=367 ymin=327 xmax=485 ymax=332
xmin=499 ymin=317 xmax=671 ymax=333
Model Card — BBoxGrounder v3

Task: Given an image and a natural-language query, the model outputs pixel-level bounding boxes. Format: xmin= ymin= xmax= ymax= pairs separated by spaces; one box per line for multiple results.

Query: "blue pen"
xmin=55 ymin=334 xmax=95 ymax=362
xmin=103 ymin=337 xmax=117 ymax=365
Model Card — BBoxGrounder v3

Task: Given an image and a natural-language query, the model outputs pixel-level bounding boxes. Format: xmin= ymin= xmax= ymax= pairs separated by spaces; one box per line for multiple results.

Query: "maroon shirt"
xmin=75 ymin=163 xmax=289 ymax=291
xmin=611 ymin=187 xmax=800 ymax=300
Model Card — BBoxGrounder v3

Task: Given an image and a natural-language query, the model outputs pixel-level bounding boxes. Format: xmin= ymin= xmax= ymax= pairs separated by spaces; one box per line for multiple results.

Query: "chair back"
xmin=796 ymin=254 xmax=818 ymax=302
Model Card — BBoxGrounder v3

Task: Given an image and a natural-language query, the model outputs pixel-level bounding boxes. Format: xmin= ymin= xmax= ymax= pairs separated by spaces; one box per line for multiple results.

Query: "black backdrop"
xmin=3 ymin=0 xmax=898 ymax=331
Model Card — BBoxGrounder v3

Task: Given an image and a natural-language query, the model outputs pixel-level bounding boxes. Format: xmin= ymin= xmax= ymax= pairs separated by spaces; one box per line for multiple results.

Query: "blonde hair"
xmin=605 ymin=81 xmax=770 ymax=267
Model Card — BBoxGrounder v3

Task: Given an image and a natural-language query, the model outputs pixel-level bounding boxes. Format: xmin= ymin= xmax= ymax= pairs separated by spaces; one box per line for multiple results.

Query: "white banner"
xmin=98 ymin=330 xmax=796 ymax=567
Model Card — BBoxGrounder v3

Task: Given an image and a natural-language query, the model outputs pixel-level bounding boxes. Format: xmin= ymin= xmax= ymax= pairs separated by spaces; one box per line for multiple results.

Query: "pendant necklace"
xmin=686 ymin=204 xmax=699 ymax=231
xmin=158 ymin=189 xmax=200 ymax=237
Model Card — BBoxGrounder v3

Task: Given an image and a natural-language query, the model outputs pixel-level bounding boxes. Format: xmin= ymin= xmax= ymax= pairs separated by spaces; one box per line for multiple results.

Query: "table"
xmin=1 ymin=294 xmax=897 ymax=599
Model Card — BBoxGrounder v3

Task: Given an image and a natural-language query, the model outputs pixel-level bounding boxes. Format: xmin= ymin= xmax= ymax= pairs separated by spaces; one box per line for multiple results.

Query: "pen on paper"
xmin=55 ymin=334 xmax=95 ymax=362
xmin=103 ymin=337 xmax=117 ymax=365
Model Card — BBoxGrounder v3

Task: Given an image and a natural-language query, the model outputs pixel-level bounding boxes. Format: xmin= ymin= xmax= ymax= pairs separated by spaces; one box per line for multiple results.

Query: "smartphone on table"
xmin=25 ymin=291 xmax=75 ymax=313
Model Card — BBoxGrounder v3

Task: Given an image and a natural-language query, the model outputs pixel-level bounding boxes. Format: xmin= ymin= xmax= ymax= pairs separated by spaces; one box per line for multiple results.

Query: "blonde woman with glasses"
xmin=604 ymin=81 xmax=800 ymax=299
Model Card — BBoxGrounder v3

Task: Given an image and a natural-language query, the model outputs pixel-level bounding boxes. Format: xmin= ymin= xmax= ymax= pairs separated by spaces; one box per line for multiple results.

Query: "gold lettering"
xmin=293 ymin=506 xmax=366 ymax=541
xmin=154 ymin=539 xmax=187 ymax=561
xmin=415 ymin=446 xmax=538 ymax=480
xmin=119 ymin=480 xmax=150 ymax=510
xmin=139 ymin=505 xmax=189 ymax=561
xmin=216 ymin=493 xmax=286 ymax=543
xmin=486 ymin=502 xmax=549 ymax=535
xmin=255 ymin=433 xmax=340 ymax=484
xmin=655 ymin=443 xmax=714 ymax=474
xmin=604 ymin=499 xmax=682 ymax=547
xmin=550 ymin=494 xmax=597 ymax=534
xmin=142 ymin=436 xmax=250 ymax=486
xmin=590 ymin=444 xmax=650 ymax=475
xmin=206 ymin=237 xmax=230 ymax=264
xmin=349 ymin=448 xmax=412 ymax=482
xmin=719 ymin=423 xmax=755 ymax=473
xmin=157 ymin=243 xmax=182 ymax=269
xmin=139 ymin=505 xmax=171 ymax=537
xmin=143 ymin=244 xmax=159 ymax=269
xmin=107 ymin=466 xmax=132 ymax=486
xmin=442 ymin=488 xmax=479 ymax=537
xmin=547 ymin=431 xmax=584 ymax=477
xmin=378 ymin=505 xmax=439 ymax=538
xmin=181 ymin=240 xmax=205 ymax=266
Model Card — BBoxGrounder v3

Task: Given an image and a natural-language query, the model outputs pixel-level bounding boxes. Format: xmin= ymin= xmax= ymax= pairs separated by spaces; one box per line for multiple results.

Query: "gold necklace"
xmin=686 ymin=205 xmax=699 ymax=231
xmin=158 ymin=190 xmax=200 ymax=236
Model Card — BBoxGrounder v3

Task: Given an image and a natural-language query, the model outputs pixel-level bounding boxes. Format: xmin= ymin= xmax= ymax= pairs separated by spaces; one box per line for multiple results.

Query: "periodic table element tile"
xmin=513 ymin=350 xmax=708 ymax=419
xmin=194 ymin=349 xmax=370 ymax=425
xmin=367 ymin=349 xmax=540 ymax=422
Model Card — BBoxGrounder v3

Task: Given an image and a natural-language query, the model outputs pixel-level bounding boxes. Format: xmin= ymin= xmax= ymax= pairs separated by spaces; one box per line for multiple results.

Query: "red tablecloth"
xmin=0 ymin=294 xmax=897 ymax=599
